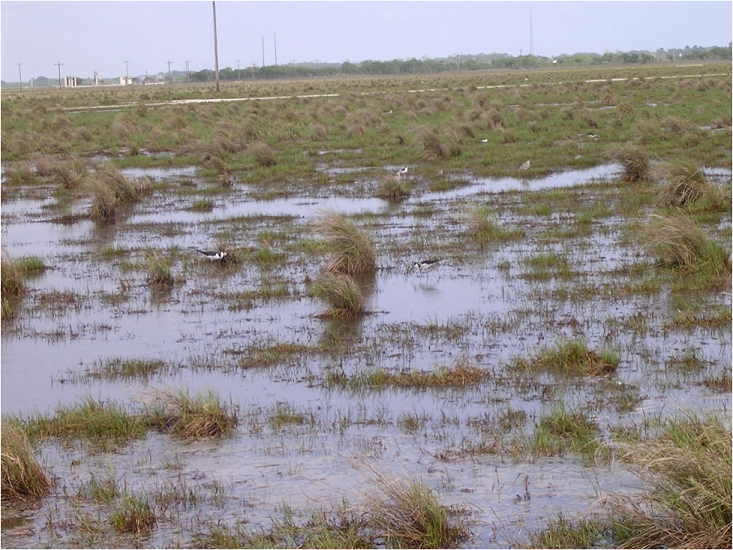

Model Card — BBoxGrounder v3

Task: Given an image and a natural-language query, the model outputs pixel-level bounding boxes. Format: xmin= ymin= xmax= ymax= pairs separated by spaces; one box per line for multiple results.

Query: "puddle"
xmin=120 ymin=165 xmax=197 ymax=180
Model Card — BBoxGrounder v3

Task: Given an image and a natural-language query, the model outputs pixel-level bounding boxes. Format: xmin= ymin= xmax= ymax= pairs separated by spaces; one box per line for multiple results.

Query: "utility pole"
xmin=55 ymin=61 xmax=64 ymax=89
xmin=17 ymin=63 xmax=22 ymax=91
xmin=274 ymin=32 xmax=278 ymax=66
xmin=261 ymin=37 xmax=265 ymax=67
xmin=124 ymin=60 xmax=129 ymax=82
xmin=165 ymin=60 xmax=172 ymax=82
xmin=212 ymin=1 xmax=220 ymax=91
xmin=530 ymin=10 xmax=534 ymax=56
xmin=185 ymin=61 xmax=190 ymax=82
xmin=236 ymin=59 xmax=241 ymax=81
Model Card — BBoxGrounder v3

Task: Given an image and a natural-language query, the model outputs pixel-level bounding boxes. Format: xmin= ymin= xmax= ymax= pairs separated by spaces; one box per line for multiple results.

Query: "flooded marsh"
xmin=1 ymin=64 xmax=731 ymax=548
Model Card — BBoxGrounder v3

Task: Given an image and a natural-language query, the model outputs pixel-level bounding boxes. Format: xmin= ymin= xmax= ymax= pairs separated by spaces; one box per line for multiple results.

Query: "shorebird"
xmin=397 ymin=166 xmax=409 ymax=180
xmin=412 ymin=258 xmax=442 ymax=272
xmin=519 ymin=160 xmax=531 ymax=171
xmin=191 ymin=248 xmax=227 ymax=261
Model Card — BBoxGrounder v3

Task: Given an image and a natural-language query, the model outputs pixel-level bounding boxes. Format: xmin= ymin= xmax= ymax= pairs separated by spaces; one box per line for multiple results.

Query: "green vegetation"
xmin=314 ymin=210 xmax=376 ymax=276
xmin=311 ymin=272 xmax=366 ymax=318
xmin=149 ymin=388 xmax=238 ymax=439
xmin=1 ymin=247 xmax=25 ymax=319
xmin=527 ymin=412 xmax=732 ymax=549
xmin=510 ymin=339 xmax=620 ymax=376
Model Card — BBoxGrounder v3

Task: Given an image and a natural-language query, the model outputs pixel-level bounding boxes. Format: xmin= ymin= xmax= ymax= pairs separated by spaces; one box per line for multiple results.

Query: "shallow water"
xmin=2 ymin=161 xmax=730 ymax=548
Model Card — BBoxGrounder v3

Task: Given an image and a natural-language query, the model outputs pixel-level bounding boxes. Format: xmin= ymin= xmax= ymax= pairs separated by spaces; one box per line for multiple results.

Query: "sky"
xmin=1 ymin=1 xmax=731 ymax=81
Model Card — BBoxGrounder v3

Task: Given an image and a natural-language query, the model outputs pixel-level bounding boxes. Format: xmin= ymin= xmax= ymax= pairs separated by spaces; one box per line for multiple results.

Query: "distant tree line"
xmin=3 ymin=43 xmax=730 ymax=88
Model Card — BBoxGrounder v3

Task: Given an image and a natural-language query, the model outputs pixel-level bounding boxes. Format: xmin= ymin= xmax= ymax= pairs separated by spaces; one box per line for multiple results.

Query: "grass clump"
xmin=655 ymin=160 xmax=728 ymax=210
xmin=614 ymin=145 xmax=651 ymax=182
xmin=527 ymin=412 xmax=731 ymax=549
xmin=369 ymin=475 xmax=468 ymax=548
xmin=1 ymin=247 xmax=25 ymax=319
xmin=467 ymin=205 xmax=524 ymax=245
xmin=314 ymin=210 xmax=376 ymax=276
xmin=1 ymin=419 xmax=51 ymax=501
xmin=609 ymin=412 xmax=732 ymax=549
xmin=511 ymin=339 xmax=620 ymax=376
xmin=149 ymin=388 xmax=238 ymax=439
xmin=249 ymin=141 xmax=277 ymax=167
xmin=376 ymin=177 xmax=411 ymax=201
xmin=110 ymin=492 xmax=157 ymax=534
xmin=145 ymin=249 xmax=177 ymax=287
xmin=14 ymin=397 xmax=151 ymax=442
xmin=531 ymin=402 xmax=602 ymax=461
xmin=644 ymin=211 xmax=730 ymax=275
xmin=312 ymin=272 xmax=365 ymax=318
xmin=333 ymin=357 xmax=486 ymax=390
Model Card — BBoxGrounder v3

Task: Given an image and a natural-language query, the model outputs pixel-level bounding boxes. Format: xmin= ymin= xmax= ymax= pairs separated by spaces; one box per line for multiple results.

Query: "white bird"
xmin=397 ymin=166 xmax=409 ymax=180
xmin=519 ymin=160 xmax=531 ymax=171
xmin=191 ymin=248 xmax=227 ymax=261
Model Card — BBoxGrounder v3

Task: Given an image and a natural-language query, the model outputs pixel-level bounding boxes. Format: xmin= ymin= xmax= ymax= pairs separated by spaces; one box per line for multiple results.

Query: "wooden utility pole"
xmin=274 ymin=32 xmax=278 ymax=66
xmin=17 ymin=63 xmax=22 ymax=91
xmin=55 ymin=61 xmax=64 ymax=90
xmin=212 ymin=1 xmax=220 ymax=91
xmin=261 ymin=36 xmax=265 ymax=67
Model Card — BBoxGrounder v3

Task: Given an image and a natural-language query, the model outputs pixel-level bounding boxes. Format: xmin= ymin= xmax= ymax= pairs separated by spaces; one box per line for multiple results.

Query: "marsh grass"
xmin=149 ymin=388 xmax=238 ymax=439
xmin=610 ymin=412 xmax=731 ymax=549
xmin=644 ymin=211 xmax=730 ymax=281
xmin=511 ymin=339 xmax=620 ymax=376
xmin=531 ymin=402 xmax=603 ymax=461
xmin=15 ymin=397 xmax=151 ymax=442
xmin=15 ymin=256 xmax=47 ymax=276
xmin=467 ymin=206 xmax=524 ymax=245
xmin=330 ymin=357 xmax=485 ymax=391
xmin=655 ymin=160 xmax=729 ymax=211
xmin=614 ymin=145 xmax=651 ymax=182
xmin=376 ymin=177 xmax=411 ymax=201
xmin=85 ymin=357 xmax=168 ymax=382
xmin=528 ymin=413 xmax=731 ymax=549
xmin=314 ymin=210 xmax=376 ymax=276
xmin=311 ymin=272 xmax=365 ymax=318
xmin=110 ymin=492 xmax=157 ymax=534
xmin=368 ymin=474 xmax=469 ymax=548
xmin=1 ymin=247 xmax=25 ymax=319
xmin=1 ymin=419 xmax=51 ymax=501
xmin=145 ymin=249 xmax=177 ymax=287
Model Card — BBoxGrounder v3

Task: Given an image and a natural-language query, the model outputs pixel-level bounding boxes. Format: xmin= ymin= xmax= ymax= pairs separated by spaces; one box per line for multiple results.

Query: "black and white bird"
xmin=397 ymin=166 xmax=409 ymax=180
xmin=412 ymin=258 xmax=442 ymax=272
xmin=191 ymin=248 xmax=227 ymax=261
xmin=519 ymin=160 xmax=531 ymax=171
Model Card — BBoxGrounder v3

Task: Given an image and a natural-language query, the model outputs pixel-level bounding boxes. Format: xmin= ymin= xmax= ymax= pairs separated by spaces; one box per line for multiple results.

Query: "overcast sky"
xmin=2 ymin=1 xmax=731 ymax=80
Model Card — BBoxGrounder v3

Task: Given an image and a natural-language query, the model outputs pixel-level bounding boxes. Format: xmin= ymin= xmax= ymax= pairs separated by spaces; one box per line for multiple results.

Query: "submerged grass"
xmin=510 ymin=339 xmax=620 ymax=376
xmin=330 ymin=357 xmax=486 ymax=390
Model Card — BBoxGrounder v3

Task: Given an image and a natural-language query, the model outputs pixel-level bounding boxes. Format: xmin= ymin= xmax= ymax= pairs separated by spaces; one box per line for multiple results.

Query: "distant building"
xmin=120 ymin=76 xmax=133 ymax=85
xmin=64 ymin=76 xmax=77 ymax=87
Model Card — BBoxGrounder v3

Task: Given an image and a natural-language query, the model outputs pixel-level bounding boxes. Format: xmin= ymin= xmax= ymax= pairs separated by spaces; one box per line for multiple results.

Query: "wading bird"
xmin=412 ymin=258 xmax=442 ymax=272
xmin=191 ymin=248 xmax=227 ymax=261
xmin=397 ymin=166 xmax=409 ymax=180
xmin=519 ymin=160 xmax=531 ymax=171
